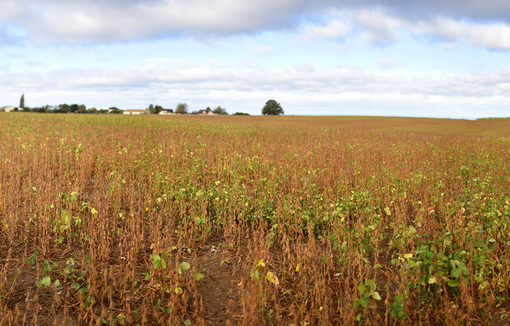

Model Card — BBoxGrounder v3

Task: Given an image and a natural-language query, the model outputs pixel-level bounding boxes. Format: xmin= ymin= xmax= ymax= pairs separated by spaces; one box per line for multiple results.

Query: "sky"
xmin=1 ymin=0 xmax=510 ymax=118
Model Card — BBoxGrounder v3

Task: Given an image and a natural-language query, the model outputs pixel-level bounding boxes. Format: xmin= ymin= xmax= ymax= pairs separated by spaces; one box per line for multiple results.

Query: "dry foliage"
xmin=0 ymin=113 xmax=509 ymax=325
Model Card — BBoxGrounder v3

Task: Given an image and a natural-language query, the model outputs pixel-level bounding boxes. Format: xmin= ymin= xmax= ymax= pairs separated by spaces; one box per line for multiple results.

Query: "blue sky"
xmin=1 ymin=0 xmax=510 ymax=118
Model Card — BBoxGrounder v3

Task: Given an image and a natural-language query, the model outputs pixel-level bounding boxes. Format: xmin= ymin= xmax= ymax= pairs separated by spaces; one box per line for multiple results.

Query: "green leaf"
xmin=366 ymin=279 xmax=376 ymax=292
xmin=428 ymin=276 xmax=437 ymax=284
xmin=179 ymin=261 xmax=190 ymax=274
xmin=372 ymin=291 xmax=382 ymax=301
xmin=54 ymin=279 xmax=61 ymax=287
xmin=452 ymin=268 xmax=461 ymax=279
xmin=448 ymin=279 xmax=460 ymax=287
xmin=196 ymin=273 xmax=205 ymax=282
xmin=461 ymin=266 xmax=470 ymax=276
xmin=27 ymin=250 xmax=39 ymax=265
xmin=38 ymin=276 xmax=51 ymax=287
xmin=183 ymin=319 xmax=192 ymax=326
xmin=152 ymin=254 xmax=161 ymax=270
xmin=175 ymin=287 xmax=183 ymax=295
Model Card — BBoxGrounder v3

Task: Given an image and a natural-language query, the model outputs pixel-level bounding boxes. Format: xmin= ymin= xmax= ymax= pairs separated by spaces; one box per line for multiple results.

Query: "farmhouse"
xmin=123 ymin=109 xmax=149 ymax=115
xmin=198 ymin=108 xmax=214 ymax=115
xmin=159 ymin=109 xmax=174 ymax=115
xmin=0 ymin=106 xmax=19 ymax=112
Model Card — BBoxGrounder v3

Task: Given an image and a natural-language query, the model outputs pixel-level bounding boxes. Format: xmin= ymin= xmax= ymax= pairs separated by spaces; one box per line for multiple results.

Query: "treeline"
xmin=20 ymin=104 xmax=250 ymax=115
xmin=11 ymin=94 xmax=250 ymax=115
xmin=23 ymin=104 xmax=109 ymax=114
xmin=172 ymin=103 xmax=249 ymax=116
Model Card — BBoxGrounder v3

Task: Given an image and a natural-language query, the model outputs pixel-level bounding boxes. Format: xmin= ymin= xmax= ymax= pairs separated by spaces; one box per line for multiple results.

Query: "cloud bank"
xmin=1 ymin=0 xmax=510 ymax=49
xmin=2 ymin=61 xmax=509 ymax=118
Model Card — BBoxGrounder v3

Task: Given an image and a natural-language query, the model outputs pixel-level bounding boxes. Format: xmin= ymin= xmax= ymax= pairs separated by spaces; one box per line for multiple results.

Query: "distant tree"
xmin=262 ymin=99 xmax=284 ymax=115
xmin=77 ymin=104 xmax=86 ymax=113
xmin=58 ymin=104 xmax=70 ymax=113
xmin=153 ymin=105 xmax=163 ymax=114
xmin=213 ymin=106 xmax=228 ymax=115
xmin=19 ymin=94 xmax=25 ymax=109
xmin=31 ymin=105 xmax=49 ymax=113
xmin=233 ymin=112 xmax=250 ymax=116
xmin=69 ymin=104 xmax=79 ymax=113
xmin=176 ymin=103 xmax=188 ymax=114
xmin=147 ymin=104 xmax=155 ymax=113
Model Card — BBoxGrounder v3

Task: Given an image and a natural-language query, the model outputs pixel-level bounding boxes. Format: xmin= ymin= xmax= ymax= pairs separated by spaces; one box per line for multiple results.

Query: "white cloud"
xmin=0 ymin=0 xmax=509 ymax=47
xmin=330 ymin=0 xmax=510 ymax=23
xmin=469 ymin=24 xmax=510 ymax=50
xmin=302 ymin=20 xmax=350 ymax=40
xmin=0 ymin=0 xmax=509 ymax=54
xmin=1 ymin=0 xmax=312 ymax=44
xmin=416 ymin=18 xmax=510 ymax=50
xmin=415 ymin=17 xmax=465 ymax=40
xmin=354 ymin=10 xmax=402 ymax=45
xmin=0 ymin=1 xmax=22 ymax=21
